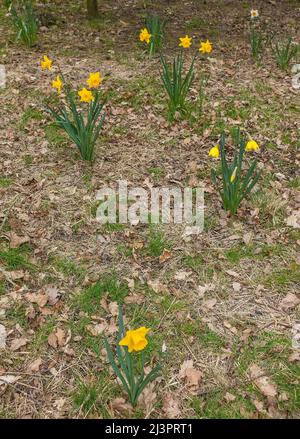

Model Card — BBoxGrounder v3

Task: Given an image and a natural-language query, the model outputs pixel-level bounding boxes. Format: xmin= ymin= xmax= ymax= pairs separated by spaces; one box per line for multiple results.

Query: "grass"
xmin=250 ymin=190 xmax=286 ymax=228
xmin=143 ymin=227 xmax=170 ymax=257
xmin=32 ymin=318 xmax=56 ymax=351
xmin=0 ymin=245 xmax=34 ymax=271
xmin=190 ymin=391 xmax=255 ymax=419
xmin=19 ymin=107 xmax=44 ymax=129
xmin=52 ymin=257 xmax=87 ymax=281
xmin=73 ymin=274 xmax=129 ymax=313
xmin=148 ymin=167 xmax=166 ymax=180
xmin=112 ymin=76 xmax=163 ymax=110
xmin=0 ymin=177 xmax=13 ymax=188
xmin=183 ymin=254 xmax=204 ymax=271
xmin=44 ymin=124 xmax=67 ymax=146
xmin=224 ymin=243 xmax=286 ymax=264
xmin=22 ymin=154 xmax=33 ymax=165
xmin=234 ymin=332 xmax=300 ymax=412
xmin=178 ymin=321 xmax=225 ymax=351
xmin=0 ymin=280 xmax=6 ymax=296
xmin=6 ymin=303 xmax=28 ymax=329
xmin=264 ymin=264 xmax=300 ymax=290
xmin=72 ymin=371 xmax=120 ymax=417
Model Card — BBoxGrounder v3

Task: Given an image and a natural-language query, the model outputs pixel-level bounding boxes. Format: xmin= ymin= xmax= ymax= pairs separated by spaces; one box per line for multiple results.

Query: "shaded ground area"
xmin=0 ymin=0 xmax=300 ymax=419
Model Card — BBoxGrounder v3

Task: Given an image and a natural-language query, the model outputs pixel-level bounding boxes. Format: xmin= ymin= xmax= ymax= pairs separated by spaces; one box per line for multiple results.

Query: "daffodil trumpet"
xmin=104 ymin=306 xmax=161 ymax=407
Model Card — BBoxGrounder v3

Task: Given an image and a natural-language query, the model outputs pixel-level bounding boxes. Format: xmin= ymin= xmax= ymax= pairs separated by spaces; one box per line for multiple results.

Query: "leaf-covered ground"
xmin=0 ymin=0 xmax=300 ymax=419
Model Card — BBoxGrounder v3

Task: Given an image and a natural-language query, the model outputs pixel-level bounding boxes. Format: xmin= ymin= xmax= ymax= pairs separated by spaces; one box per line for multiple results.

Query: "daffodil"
xmin=52 ymin=75 xmax=62 ymax=94
xmin=179 ymin=35 xmax=192 ymax=49
xmin=41 ymin=55 xmax=52 ymax=70
xmin=139 ymin=28 xmax=152 ymax=44
xmin=199 ymin=39 xmax=213 ymax=54
xmin=78 ymin=87 xmax=94 ymax=103
xmin=230 ymin=166 xmax=237 ymax=183
xmin=245 ymin=140 xmax=259 ymax=151
xmin=87 ymin=72 xmax=102 ymax=89
xmin=119 ymin=327 xmax=150 ymax=353
xmin=250 ymin=9 xmax=259 ymax=19
xmin=209 ymin=145 xmax=219 ymax=158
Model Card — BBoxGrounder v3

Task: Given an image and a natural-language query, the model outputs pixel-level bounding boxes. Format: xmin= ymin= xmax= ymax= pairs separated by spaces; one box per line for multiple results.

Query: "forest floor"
xmin=0 ymin=0 xmax=300 ymax=419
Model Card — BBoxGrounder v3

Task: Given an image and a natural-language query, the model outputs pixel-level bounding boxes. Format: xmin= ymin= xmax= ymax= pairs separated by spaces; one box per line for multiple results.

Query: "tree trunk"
xmin=87 ymin=0 xmax=98 ymax=19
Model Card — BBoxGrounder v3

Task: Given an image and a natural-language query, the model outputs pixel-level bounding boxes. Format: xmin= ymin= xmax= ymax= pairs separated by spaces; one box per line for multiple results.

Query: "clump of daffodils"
xmin=40 ymin=56 xmax=106 ymax=162
xmin=105 ymin=306 xmax=161 ymax=407
xmin=248 ymin=9 xmax=271 ymax=63
xmin=160 ymin=34 xmax=213 ymax=121
xmin=210 ymin=129 xmax=260 ymax=215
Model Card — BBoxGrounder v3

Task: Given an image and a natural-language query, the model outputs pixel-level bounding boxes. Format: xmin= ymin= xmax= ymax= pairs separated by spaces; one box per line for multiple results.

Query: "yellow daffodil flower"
xmin=245 ymin=140 xmax=259 ymax=151
xmin=230 ymin=166 xmax=237 ymax=183
xmin=119 ymin=327 xmax=150 ymax=353
xmin=87 ymin=72 xmax=102 ymax=89
xmin=139 ymin=28 xmax=152 ymax=44
xmin=199 ymin=39 xmax=213 ymax=54
xmin=41 ymin=55 xmax=52 ymax=71
xmin=250 ymin=9 xmax=259 ymax=19
xmin=209 ymin=145 xmax=219 ymax=158
xmin=52 ymin=75 xmax=62 ymax=94
xmin=179 ymin=35 xmax=192 ymax=49
xmin=78 ymin=88 xmax=94 ymax=103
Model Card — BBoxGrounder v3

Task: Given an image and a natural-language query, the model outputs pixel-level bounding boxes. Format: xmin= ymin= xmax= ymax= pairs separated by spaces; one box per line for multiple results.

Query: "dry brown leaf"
xmin=45 ymin=285 xmax=60 ymax=305
xmin=243 ymin=232 xmax=253 ymax=246
xmin=8 ymin=270 xmax=25 ymax=280
xmin=174 ymin=271 xmax=191 ymax=281
xmin=225 ymin=270 xmax=239 ymax=277
xmin=10 ymin=337 xmax=28 ymax=351
xmin=86 ymin=323 xmax=106 ymax=336
xmin=100 ymin=297 xmax=109 ymax=312
xmin=124 ymin=293 xmax=144 ymax=304
xmin=288 ymin=352 xmax=300 ymax=363
xmin=48 ymin=332 xmax=58 ymax=349
xmin=6 ymin=231 xmax=30 ymax=248
xmin=179 ymin=359 xmax=202 ymax=391
xmin=285 ymin=211 xmax=300 ymax=229
xmin=224 ymin=392 xmax=236 ymax=402
xmin=110 ymin=397 xmax=133 ymax=416
xmin=279 ymin=293 xmax=300 ymax=311
xmin=25 ymin=292 xmax=48 ymax=308
xmin=62 ymin=345 xmax=75 ymax=356
xmin=138 ymin=382 xmax=157 ymax=413
xmin=232 ymin=282 xmax=241 ymax=292
xmin=0 ymin=374 xmax=22 ymax=385
xmin=125 ymin=278 xmax=135 ymax=289
xmin=159 ymin=249 xmax=172 ymax=263
xmin=248 ymin=363 xmax=277 ymax=398
xmin=188 ymin=175 xmax=199 ymax=187
xmin=162 ymin=393 xmax=181 ymax=418
xmin=108 ymin=301 xmax=118 ymax=316
xmin=107 ymin=320 xmax=118 ymax=334
xmin=27 ymin=358 xmax=42 ymax=372
xmin=202 ymin=298 xmax=217 ymax=310
xmin=147 ymin=279 xmax=168 ymax=294
xmin=56 ymin=328 xmax=65 ymax=347
xmin=253 ymin=399 xmax=266 ymax=414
